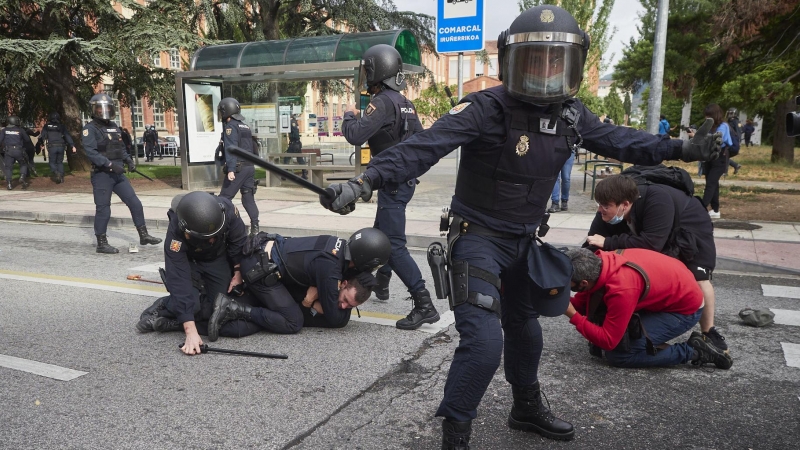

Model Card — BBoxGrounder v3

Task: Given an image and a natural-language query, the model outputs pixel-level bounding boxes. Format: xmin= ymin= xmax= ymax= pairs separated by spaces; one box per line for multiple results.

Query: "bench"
xmin=265 ymin=153 xmax=356 ymax=188
xmin=583 ymin=158 xmax=624 ymax=200
xmin=301 ymin=148 xmax=334 ymax=165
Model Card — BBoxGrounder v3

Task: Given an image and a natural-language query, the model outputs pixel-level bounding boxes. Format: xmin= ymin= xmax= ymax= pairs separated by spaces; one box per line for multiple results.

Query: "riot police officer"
xmin=216 ymin=97 xmax=260 ymax=236
xmin=341 ymin=44 xmax=437 ymax=331
xmin=0 ymin=115 xmax=34 ymax=190
xmin=205 ymin=228 xmax=389 ymax=340
xmin=135 ymin=191 xmax=250 ymax=355
xmin=82 ymin=93 xmax=162 ymax=254
xmin=320 ymin=5 xmax=722 ymax=448
xmin=36 ymin=112 xmax=77 ymax=184
xmin=143 ymin=125 xmax=159 ymax=162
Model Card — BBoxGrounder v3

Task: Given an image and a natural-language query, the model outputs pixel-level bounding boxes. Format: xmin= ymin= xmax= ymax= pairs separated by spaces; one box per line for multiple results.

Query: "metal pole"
xmin=646 ymin=0 xmax=669 ymax=134
xmin=456 ymin=52 xmax=464 ymax=170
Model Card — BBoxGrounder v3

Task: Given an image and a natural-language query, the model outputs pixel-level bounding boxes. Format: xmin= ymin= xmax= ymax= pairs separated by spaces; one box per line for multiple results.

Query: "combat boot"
xmin=374 ymin=271 xmax=391 ymax=301
xmin=508 ymin=381 xmax=575 ymax=441
xmin=396 ymin=288 xmax=440 ymax=330
xmin=96 ymin=234 xmax=119 ymax=254
xmin=136 ymin=296 xmax=169 ymax=333
xmin=152 ymin=317 xmax=182 ymax=332
xmin=20 ymin=176 xmax=29 ymax=190
xmin=58 ymin=174 xmax=65 ymax=184
xmin=208 ymin=293 xmax=252 ymax=342
xmin=442 ymin=419 xmax=471 ymax=450
xmin=137 ymin=225 xmax=162 ymax=245
xmin=6 ymin=181 xmax=12 ymax=190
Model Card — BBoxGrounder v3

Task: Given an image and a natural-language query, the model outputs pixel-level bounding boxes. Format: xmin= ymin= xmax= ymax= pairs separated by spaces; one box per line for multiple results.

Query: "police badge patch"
xmin=541 ymin=9 xmax=555 ymax=23
xmin=225 ymin=128 xmax=232 ymax=136
xmin=83 ymin=129 xmax=89 ymax=137
xmin=169 ymin=240 xmax=182 ymax=252
xmin=449 ymin=102 xmax=472 ymax=115
xmin=365 ymin=103 xmax=376 ymax=116
xmin=515 ymin=135 xmax=530 ymax=156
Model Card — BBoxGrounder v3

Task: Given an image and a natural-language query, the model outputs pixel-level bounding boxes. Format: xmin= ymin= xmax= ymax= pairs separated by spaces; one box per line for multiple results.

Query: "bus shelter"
xmin=175 ymin=30 xmax=423 ymax=190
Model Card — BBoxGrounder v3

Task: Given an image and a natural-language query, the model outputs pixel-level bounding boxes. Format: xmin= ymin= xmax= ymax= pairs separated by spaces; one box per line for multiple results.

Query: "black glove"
xmin=125 ymin=159 xmax=136 ymax=173
xmin=681 ymin=118 xmax=722 ymax=162
xmin=108 ymin=163 xmax=125 ymax=174
xmin=320 ymin=174 xmax=373 ymax=215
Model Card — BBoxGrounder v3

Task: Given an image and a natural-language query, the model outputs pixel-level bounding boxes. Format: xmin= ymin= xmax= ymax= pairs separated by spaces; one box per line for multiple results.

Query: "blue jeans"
xmin=551 ymin=152 xmax=574 ymax=203
xmin=605 ymin=307 xmax=703 ymax=368
xmin=374 ymin=180 xmax=425 ymax=293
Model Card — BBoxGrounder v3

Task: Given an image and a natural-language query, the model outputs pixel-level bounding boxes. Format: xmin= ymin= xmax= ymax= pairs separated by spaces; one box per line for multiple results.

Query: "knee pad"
xmin=240 ymin=188 xmax=253 ymax=196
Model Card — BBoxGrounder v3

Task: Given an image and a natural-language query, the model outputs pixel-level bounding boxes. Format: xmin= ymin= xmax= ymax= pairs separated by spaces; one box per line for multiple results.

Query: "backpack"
xmin=621 ymin=164 xmax=695 ymax=197
xmin=727 ymin=120 xmax=741 ymax=157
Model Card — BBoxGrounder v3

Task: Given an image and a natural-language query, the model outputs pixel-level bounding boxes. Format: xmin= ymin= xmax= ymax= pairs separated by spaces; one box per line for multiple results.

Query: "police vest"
xmin=88 ymin=120 xmax=127 ymax=161
xmin=278 ymin=235 xmax=345 ymax=287
xmin=454 ymin=86 xmax=579 ymax=224
xmin=44 ymin=123 xmax=66 ymax=146
xmin=2 ymin=126 xmax=26 ymax=157
xmin=225 ymin=119 xmax=256 ymax=164
xmin=367 ymin=89 xmax=420 ymax=156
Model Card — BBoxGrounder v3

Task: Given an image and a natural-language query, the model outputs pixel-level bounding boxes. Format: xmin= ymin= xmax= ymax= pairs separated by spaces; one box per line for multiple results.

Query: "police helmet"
xmin=175 ymin=192 xmax=226 ymax=239
xmin=497 ymin=5 xmax=590 ymax=105
xmin=347 ymin=228 xmax=391 ymax=272
xmin=218 ymin=97 xmax=241 ymax=121
xmin=89 ymin=93 xmax=116 ymax=121
xmin=360 ymin=44 xmax=406 ymax=92
xmin=48 ymin=112 xmax=60 ymax=122
xmin=7 ymin=115 xmax=21 ymax=126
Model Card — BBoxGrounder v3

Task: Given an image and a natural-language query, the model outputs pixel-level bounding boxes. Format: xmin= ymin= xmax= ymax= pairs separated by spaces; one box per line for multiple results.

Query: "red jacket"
xmin=570 ymin=249 xmax=703 ymax=350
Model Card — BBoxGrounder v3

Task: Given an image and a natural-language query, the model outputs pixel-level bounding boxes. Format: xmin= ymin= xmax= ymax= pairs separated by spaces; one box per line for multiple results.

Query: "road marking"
xmin=762 ymin=284 xmax=800 ymax=299
xmin=351 ymin=310 xmax=455 ymax=334
xmin=0 ymin=354 xmax=87 ymax=381
xmin=772 ymin=309 xmax=800 ymax=327
xmin=0 ymin=270 xmax=166 ymax=298
xmin=780 ymin=342 xmax=800 ymax=368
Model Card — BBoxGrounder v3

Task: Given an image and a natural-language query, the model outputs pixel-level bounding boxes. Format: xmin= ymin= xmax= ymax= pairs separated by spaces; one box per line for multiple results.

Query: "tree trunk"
xmin=259 ymin=0 xmax=281 ymax=41
xmin=772 ymin=97 xmax=796 ymax=163
xmin=47 ymin=60 xmax=91 ymax=172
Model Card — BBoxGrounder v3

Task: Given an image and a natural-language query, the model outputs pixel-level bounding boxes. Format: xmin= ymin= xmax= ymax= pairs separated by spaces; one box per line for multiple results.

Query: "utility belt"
xmin=222 ymin=160 xmax=253 ymax=174
xmin=92 ymin=161 xmax=124 ymax=173
xmin=243 ymin=239 xmax=282 ymax=287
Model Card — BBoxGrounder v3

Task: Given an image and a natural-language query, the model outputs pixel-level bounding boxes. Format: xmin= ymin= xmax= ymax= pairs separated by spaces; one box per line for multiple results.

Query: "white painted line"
xmin=762 ymin=285 xmax=800 ymax=299
xmin=781 ymin=343 xmax=800 ymax=368
xmin=129 ymin=263 xmax=164 ymax=273
xmin=772 ymin=309 xmax=800 ymax=327
xmin=351 ymin=310 xmax=455 ymax=333
xmin=0 ymin=273 xmax=165 ymax=298
xmin=0 ymin=354 xmax=87 ymax=381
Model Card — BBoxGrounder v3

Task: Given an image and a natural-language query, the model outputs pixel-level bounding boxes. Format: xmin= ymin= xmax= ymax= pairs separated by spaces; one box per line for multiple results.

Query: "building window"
xmin=341 ymin=104 xmax=346 ymax=116
xmin=489 ymin=57 xmax=498 ymax=77
xmin=448 ymin=57 xmax=458 ymax=82
xmin=332 ymin=104 xmax=338 ymax=116
xmin=152 ymin=51 xmax=161 ymax=67
xmin=173 ymin=111 xmax=180 ymax=134
xmin=133 ymin=98 xmax=143 ymax=129
xmin=153 ymin=101 xmax=165 ymax=129
xmin=323 ymin=105 xmax=328 ymax=116
xmin=462 ymin=56 xmax=471 ymax=79
xmin=169 ymin=49 xmax=181 ymax=70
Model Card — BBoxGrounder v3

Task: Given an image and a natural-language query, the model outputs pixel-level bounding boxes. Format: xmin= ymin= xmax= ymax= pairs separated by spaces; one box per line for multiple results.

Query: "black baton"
xmin=179 ymin=343 xmax=288 ymax=359
xmin=133 ymin=168 xmax=154 ymax=181
xmin=227 ymin=146 xmax=335 ymax=199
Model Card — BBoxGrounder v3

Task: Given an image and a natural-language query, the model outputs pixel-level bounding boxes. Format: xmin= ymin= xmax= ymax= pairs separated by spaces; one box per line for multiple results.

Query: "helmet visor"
xmin=183 ymin=212 xmax=226 ymax=240
xmin=358 ymin=62 xmax=372 ymax=91
xmin=502 ymin=42 xmax=583 ymax=104
xmin=93 ymin=103 xmax=116 ymax=120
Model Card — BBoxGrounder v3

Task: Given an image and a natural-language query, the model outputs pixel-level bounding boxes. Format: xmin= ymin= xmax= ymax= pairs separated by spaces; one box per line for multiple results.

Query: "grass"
xmin=668 ymin=145 xmax=800 ymax=183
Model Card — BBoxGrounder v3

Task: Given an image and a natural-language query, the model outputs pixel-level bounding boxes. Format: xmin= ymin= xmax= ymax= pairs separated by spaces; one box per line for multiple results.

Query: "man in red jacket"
xmin=564 ymin=248 xmax=732 ymax=369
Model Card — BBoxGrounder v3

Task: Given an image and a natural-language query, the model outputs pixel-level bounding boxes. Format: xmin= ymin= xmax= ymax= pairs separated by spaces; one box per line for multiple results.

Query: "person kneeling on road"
xmin=564 ymin=248 xmax=732 ymax=369
xmin=206 ymin=229 xmax=388 ymax=340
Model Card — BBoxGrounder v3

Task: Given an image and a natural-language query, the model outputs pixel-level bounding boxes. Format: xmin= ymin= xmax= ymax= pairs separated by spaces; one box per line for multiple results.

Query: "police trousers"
xmin=3 ymin=151 xmax=28 ymax=180
xmin=374 ymin=180 xmax=424 ymax=293
xmin=219 ymin=165 xmax=259 ymax=226
xmin=48 ymin=145 xmax=66 ymax=176
xmin=233 ymin=254 xmax=305 ymax=335
xmin=91 ymin=170 xmax=145 ymax=235
xmin=435 ymin=234 xmax=545 ymax=422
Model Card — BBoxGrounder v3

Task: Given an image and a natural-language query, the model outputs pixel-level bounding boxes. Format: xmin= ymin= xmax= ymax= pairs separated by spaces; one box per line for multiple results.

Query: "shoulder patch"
xmin=83 ymin=129 xmax=89 ymax=137
xmin=169 ymin=240 xmax=182 ymax=252
xmin=365 ymin=103 xmax=376 ymax=116
xmin=225 ymin=128 xmax=232 ymax=136
xmin=449 ymin=102 xmax=472 ymax=115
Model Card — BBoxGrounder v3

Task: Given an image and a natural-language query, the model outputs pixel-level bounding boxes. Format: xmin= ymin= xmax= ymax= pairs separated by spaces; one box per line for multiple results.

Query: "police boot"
xmin=396 ymin=288 xmax=440 ymax=330
xmin=29 ymin=166 xmax=38 ymax=177
xmin=208 ymin=293 xmax=252 ymax=342
xmin=20 ymin=176 xmax=29 ymax=190
xmin=136 ymin=296 xmax=169 ymax=333
xmin=96 ymin=234 xmax=119 ymax=254
xmin=58 ymin=174 xmax=65 ymax=184
xmin=6 ymin=181 xmax=12 ymax=190
xmin=374 ymin=272 xmax=391 ymax=301
xmin=152 ymin=317 xmax=182 ymax=332
xmin=441 ymin=419 xmax=471 ymax=450
xmin=137 ymin=225 xmax=162 ymax=245
xmin=508 ymin=382 xmax=574 ymax=441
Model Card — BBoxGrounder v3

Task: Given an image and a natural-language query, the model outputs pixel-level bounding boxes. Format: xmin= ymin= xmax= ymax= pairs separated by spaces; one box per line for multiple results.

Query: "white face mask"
xmin=606 ymin=205 xmax=625 ymax=225
xmin=523 ymin=73 xmax=564 ymax=94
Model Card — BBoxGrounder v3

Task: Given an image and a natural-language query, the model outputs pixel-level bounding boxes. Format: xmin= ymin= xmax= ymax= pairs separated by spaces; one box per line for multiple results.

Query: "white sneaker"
xmin=708 ymin=210 xmax=720 ymax=219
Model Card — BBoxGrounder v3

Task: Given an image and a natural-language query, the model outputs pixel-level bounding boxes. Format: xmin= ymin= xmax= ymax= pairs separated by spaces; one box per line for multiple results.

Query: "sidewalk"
xmin=2 ymin=157 xmax=799 ymax=275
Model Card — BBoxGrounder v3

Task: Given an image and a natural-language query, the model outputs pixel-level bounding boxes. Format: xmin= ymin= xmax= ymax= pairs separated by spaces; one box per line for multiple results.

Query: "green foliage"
xmin=623 ymin=91 xmax=632 ymax=123
xmin=603 ymin=86 xmax=625 ymax=125
xmin=414 ymin=83 xmax=459 ymax=126
xmin=576 ymin=84 xmax=604 ymax=116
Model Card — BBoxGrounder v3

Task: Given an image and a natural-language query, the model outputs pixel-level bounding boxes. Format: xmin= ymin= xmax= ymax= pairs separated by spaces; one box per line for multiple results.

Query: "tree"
xmin=0 ymin=1 xmax=210 ymax=170
xmin=413 ymin=83 xmax=459 ymax=127
xmin=603 ymin=86 xmax=625 ymax=125
xmin=623 ymin=91 xmax=632 ymax=125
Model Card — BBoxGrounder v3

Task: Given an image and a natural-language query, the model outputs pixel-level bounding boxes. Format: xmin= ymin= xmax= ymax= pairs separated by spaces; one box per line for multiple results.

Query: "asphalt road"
xmin=1 ymin=220 xmax=798 ymax=449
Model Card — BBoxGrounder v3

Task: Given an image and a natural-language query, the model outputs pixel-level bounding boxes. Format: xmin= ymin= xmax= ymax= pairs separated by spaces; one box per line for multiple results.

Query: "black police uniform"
xmin=36 ymin=119 xmax=75 ymax=180
xmin=234 ymin=234 xmax=354 ymax=334
xmin=0 ymin=124 xmax=34 ymax=187
xmin=362 ymin=85 xmax=686 ymax=423
xmin=160 ymin=196 xmax=249 ymax=327
xmin=286 ymin=118 xmax=308 ymax=179
xmin=218 ymin=117 xmax=259 ymax=229
xmin=143 ymin=128 xmax=158 ymax=161
xmin=342 ymin=89 xmax=425 ymax=293
xmin=81 ymin=118 xmax=146 ymax=236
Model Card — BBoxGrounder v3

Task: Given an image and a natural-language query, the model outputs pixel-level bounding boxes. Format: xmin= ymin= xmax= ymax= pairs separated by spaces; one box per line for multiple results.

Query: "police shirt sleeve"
xmin=81 ymin=125 xmax=111 ymax=167
xmin=577 ymin=102 xmax=684 ymax=164
xmin=63 ymin=126 xmax=75 ymax=147
xmin=221 ymin=122 xmax=239 ymax=168
xmin=163 ymin=226 xmax=200 ymax=324
xmin=341 ymin=96 xmax=391 ymax=146
xmin=364 ymin=93 xmax=496 ymax=188
xmin=225 ymin=206 xmax=249 ymax=265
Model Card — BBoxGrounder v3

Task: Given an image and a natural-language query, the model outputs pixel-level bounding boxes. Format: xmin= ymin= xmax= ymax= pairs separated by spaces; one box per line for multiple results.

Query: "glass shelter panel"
xmin=240 ymin=40 xmax=291 ymax=68
xmin=193 ymin=43 xmax=247 ymax=70
xmin=284 ymin=36 xmax=341 ymax=65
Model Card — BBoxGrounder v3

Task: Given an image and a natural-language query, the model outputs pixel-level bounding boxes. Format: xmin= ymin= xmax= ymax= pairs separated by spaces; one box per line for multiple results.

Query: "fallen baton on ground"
xmin=127 ymin=274 xmax=163 ymax=284
xmin=227 ymin=146 xmax=334 ymax=198
xmin=179 ymin=343 xmax=288 ymax=359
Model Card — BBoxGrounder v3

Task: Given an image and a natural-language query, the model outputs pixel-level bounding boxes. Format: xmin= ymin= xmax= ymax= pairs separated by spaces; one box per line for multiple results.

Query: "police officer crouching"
xmin=216 ymin=97 xmax=260 ymax=236
xmin=82 ymin=93 xmax=162 ymax=253
xmin=321 ymin=5 xmax=722 ymax=448
xmin=1 ymin=115 xmax=35 ymax=190
xmin=341 ymin=44 xmax=438 ymax=330
xmin=36 ymin=112 xmax=77 ymax=184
